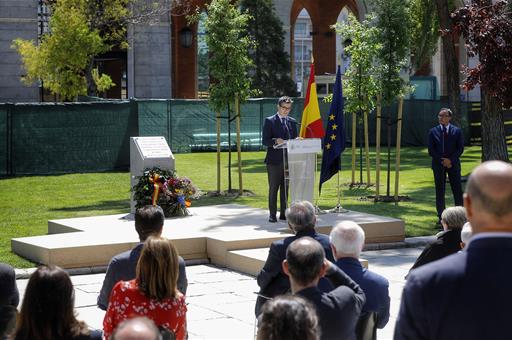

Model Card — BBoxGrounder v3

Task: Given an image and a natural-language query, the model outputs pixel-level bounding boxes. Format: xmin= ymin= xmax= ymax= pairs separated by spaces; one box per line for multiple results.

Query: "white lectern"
xmin=286 ymin=139 xmax=321 ymax=203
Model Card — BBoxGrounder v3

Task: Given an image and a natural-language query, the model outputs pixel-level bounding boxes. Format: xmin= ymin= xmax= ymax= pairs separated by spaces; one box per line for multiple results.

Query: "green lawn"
xmin=0 ymin=146 xmax=488 ymax=267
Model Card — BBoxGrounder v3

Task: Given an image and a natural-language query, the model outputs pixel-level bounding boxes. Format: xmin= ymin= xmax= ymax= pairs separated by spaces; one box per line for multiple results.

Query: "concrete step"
xmin=11 ymin=204 xmax=404 ymax=270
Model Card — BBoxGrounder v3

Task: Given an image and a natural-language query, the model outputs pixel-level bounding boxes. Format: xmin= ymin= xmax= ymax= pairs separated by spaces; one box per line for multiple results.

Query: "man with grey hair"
xmin=460 ymin=222 xmax=472 ymax=249
xmin=262 ymin=95 xmax=298 ymax=222
xmin=395 ymin=161 xmax=512 ymax=340
xmin=330 ymin=221 xmax=390 ymax=338
xmin=255 ymin=201 xmax=334 ymax=316
xmin=283 ymin=237 xmax=365 ymax=340
xmin=407 ymin=206 xmax=466 ymax=274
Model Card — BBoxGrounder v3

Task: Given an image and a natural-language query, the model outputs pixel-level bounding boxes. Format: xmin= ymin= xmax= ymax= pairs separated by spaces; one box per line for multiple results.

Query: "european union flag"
xmin=319 ymin=65 xmax=346 ymax=193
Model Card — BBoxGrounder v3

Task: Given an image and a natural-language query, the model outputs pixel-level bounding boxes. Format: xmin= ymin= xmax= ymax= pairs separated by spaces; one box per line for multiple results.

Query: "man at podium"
xmin=262 ymin=96 xmax=298 ymax=222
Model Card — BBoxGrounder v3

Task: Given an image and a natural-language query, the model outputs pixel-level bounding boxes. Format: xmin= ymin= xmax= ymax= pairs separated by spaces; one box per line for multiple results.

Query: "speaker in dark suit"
xmin=395 ymin=161 xmax=512 ymax=340
xmin=427 ymin=108 xmax=464 ymax=222
xmin=262 ymin=96 xmax=298 ymax=222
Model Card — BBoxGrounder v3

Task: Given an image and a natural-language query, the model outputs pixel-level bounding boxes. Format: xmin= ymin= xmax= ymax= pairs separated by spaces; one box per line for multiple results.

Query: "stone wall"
xmin=0 ymin=0 xmax=39 ymax=102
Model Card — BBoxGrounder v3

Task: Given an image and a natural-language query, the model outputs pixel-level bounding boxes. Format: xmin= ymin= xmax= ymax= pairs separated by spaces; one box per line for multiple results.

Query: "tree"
xmin=13 ymin=0 xmax=114 ymax=100
xmin=203 ymin=0 xmax=253 ymax=193
xmin=409 ymin=0 xmax=439 ymax=73
xmin=13 ymin=0 xmax=189 ymax=100
xmin=334 ymin=13 xmax=381 ymax=186
xmin=452 ymin=0 xmax=511 ymax=161
xmin=435 ymin=0 xmax=462 ymax=122
xmin=373 ymin=0 xmax=411 ymax=201
xmin=240 ymin=0 xmax=296 ymax=96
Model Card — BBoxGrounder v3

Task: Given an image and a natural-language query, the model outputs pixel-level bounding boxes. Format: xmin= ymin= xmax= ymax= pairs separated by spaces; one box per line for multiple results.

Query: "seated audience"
xmin=408 ymin=206 xmax=466 ymax=273
xmin=257 ymin=295 xmax=319 ymax=340
xmin=395 ymin=160 xmax=512 ymax=339
xmin=13 ymin=265 xmax=101 ymax=340
xmin=0 ymin=263 xmax=19 ymax=339
xmin=111 ymin=317 xmax=163 ymax=340
xmin=283 ymin=237 xmax=365 ymax=340
xmin=255 ymin=200 xmax=335 ymax=316
xmin=460 ymin=222 xmax=472 ymax=249
xmin=330 ymin=221 xmax=390 ymax=339
xmin=103 ymin=236 xmax=187 ymax=340
xmin=98 ymin=205 xmax=187 ymax=310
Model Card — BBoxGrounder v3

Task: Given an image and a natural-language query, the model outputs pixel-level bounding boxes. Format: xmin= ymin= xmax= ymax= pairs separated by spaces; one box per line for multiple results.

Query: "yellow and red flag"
xmin=300 ymin=63 xmax=325 ymax=138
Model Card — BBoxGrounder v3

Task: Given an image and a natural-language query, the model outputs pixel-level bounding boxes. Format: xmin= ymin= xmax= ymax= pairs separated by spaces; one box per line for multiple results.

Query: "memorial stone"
xmin=130 ymin=136 xmax=175 ymax=213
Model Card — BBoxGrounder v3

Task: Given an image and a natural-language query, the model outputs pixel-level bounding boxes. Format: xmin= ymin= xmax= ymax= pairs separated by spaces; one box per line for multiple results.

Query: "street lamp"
xmin=179 ymin=27 xmax=193 ymax=48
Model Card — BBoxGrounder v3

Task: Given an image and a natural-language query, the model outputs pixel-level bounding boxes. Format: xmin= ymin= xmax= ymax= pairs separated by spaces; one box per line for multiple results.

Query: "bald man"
xmin=111 ymin=317 xmax=162 ymax=340
xmin=395 ymin=161 xmax=512 ymax=340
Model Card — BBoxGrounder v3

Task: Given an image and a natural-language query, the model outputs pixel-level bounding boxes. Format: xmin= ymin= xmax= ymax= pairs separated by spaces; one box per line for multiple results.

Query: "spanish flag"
xmin=300 ymin=63 xmax=325 ymax=138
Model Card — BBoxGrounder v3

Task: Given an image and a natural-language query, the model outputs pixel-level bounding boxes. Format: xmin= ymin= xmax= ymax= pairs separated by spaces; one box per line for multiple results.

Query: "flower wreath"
xmin=132 ymin=167 xmax=200 ymax=217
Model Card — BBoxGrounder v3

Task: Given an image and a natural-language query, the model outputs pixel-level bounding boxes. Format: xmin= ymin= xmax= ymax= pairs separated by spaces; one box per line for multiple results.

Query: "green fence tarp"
xmin=0 ymin=98 xmax=470 ymax=176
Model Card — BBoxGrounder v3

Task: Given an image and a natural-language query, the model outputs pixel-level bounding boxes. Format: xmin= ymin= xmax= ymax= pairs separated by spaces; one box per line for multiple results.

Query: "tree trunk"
xmin=235 ymin=94 xmax=243 ymax=195
xmin=394 ymin=97 xmax=404 ymax=203
xmin=364 ymin=110 xmax=371 ymax=185
xmin=435 ymin=0 xmax=461 ymax=123
xmin=481 ymin=89 xmax=509 ymax=162
xmin=351 ymin=112 xmax=357 ymax=184
xmin=216 ymin=112 xmax=221 ymax=193
xmin=375 ymin=97 xmax=382 ymax=198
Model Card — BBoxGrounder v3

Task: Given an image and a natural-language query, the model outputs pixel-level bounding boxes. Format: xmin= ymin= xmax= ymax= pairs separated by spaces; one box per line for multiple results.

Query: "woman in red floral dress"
xmin=103 ymin=236 xmax=187 ymax=339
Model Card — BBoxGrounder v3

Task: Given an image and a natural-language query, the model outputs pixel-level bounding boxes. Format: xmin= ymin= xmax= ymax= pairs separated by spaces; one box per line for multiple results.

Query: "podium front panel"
xmin=288 ymin=153 xmax=316 ymax=203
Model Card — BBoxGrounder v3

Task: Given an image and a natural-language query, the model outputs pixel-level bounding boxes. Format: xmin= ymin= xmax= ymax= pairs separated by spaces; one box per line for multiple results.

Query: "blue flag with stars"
xmin=319 ymin=65 xmax=345 ymax=193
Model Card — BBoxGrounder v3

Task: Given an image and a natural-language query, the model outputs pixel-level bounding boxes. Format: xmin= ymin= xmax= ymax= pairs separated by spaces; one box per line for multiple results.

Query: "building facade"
xmin=0 ymin=0 xmax=476 ymax=103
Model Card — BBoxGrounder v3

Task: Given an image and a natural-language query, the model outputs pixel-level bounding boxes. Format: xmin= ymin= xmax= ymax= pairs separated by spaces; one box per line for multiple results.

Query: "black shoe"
xmin=269 ymin=216 xmax=277 ymax=223
xmin=279 ymin=215 xmax=286 ymax=221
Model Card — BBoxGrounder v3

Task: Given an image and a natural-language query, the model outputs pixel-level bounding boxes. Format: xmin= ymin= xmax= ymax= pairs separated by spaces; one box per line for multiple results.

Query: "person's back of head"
xmin=285 ymin=201 xmax=316 ymax=233
xmin=135 ymin=205 xmax=165 ymax=242
xmin=460 ymin=222 xmax=473 ymax=249
xmin=136 ymin=236 xmax=179 ymax=301
xmin=257 ymin=295 xmax=319 ymax=340
xmin=285 ymin=237 xmax=325 ymax=286
xmin=441 ymin=206 xmax=467 ymax=230
xmin=329 ymin=221 xmax=365 ymax=259
xmin=465 ymin=160 xmax=512 ymax=233
xmin=14 ymin=265 xmax=88 ymax=340
xmin=111 ymin=316 xmax=162 ymax=340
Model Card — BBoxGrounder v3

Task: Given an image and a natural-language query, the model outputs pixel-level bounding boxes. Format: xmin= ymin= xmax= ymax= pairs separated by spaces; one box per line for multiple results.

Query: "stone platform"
xmin=11 ymin=204 xmax=404 ymax=275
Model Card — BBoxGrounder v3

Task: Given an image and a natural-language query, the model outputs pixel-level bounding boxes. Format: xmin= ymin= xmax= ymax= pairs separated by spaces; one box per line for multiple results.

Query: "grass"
xmin=0 ymin=146 xmax=492 ymax=267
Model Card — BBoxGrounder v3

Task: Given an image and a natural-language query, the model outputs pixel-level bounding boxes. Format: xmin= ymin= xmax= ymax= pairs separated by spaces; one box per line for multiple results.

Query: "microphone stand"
xmin=328 ymin=171 xmax=348 ymax=213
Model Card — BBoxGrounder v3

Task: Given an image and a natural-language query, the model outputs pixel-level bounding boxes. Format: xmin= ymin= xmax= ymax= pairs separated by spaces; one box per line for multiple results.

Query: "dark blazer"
xmin=395 ymin=235 xmax=512 ymax=340
xmin=408 ymin=228 xmax=462 ymax=272
xmin=255 ymin=230 xmax=335 ymax=316
xmin=427 ymin=124 xmax=464 ymax=169
xmin=262 ymin=113 xmax=298 ymax=164
xmin=336 ymin=257 xmax=390 ymax=329
xmin=97 ymin=243 xmax=188 ymax=310
xmin=298 ymin=265 xmax=366 ymax=340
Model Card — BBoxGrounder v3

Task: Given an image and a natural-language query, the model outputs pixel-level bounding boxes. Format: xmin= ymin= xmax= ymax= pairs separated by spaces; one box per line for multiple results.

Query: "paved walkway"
xmin=14 ymin=245 xmax=425 ymax=340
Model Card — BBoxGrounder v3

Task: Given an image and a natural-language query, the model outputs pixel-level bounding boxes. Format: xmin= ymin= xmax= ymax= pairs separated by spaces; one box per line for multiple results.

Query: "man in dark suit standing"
xmin=262 ymin=96 xmax=298 ymax=222
xmin=394 ymin=161 xmax=512 ymax=340
xmin=283 ymin=237 xmax=365 ymax=340
xmin=428 ymin=108 xmax=464 ymax=223
xmin=255 ymin=200 xmax=335 ymax=316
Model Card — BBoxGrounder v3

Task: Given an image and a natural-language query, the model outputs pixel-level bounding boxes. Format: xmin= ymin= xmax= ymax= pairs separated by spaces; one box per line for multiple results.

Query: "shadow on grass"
xmin=50 ymin=199 xmax=129 ymax=212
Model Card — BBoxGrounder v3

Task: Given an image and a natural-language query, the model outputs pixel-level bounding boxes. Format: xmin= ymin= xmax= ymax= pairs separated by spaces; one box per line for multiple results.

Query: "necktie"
xmin=282 ymin=118 xmax=290 ymax=139
xmin=442 ymin=126 xmax=446 ymax=154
